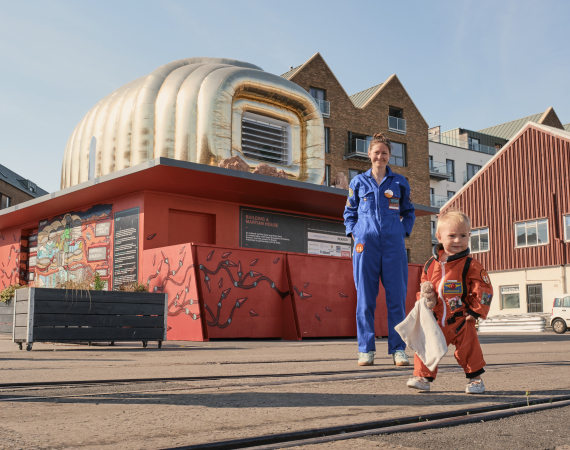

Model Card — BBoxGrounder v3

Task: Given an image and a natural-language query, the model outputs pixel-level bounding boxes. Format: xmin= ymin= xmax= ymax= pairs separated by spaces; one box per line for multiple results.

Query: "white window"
xmin=389 ymin=142 xmax=406 ymax=167
xmin=500 ymin=286 xmax=520 ymax=309
xmin=564 ymin=215 xmax=570 ymax=241
xmin=241 ymin=112 xmax=291 ymax=165
xmin=470 ymin=228 xmax=489 ymax=253
xmin=515 ymin=219 xmax=548 ymax=248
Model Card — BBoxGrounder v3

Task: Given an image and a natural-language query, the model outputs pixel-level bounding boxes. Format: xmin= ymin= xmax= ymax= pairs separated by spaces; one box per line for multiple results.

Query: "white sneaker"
xmin=358 ymin=351 xmax=375 ymax=366
xmin=407 ymin=376 xmax=431 ymax=391
xmin=393 ymin=350 xmax=410 ymax=366
xmin=466 ymin=378 xmax=485 ymax=394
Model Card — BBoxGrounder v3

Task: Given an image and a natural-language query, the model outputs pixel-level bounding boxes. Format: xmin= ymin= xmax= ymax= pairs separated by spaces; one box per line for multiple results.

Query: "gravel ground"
xmin=366 ymin=404 xmax=570 ymax=450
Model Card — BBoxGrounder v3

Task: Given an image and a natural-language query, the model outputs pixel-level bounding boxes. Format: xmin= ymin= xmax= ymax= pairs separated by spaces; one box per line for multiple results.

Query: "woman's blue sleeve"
xmin=343 ymin=178 xmax=360 ymax=237
xmin=399 ymin=178 xmax=415 ymax=237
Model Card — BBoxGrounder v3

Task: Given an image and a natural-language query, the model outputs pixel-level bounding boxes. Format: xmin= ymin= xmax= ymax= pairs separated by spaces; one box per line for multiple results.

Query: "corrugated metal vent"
xmin=242 ymin=113 xmax=289 ymax=165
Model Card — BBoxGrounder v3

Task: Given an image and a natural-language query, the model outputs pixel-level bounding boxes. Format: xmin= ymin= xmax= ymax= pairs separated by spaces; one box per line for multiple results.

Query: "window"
xmin=406 ymin=248 xmax=410 ymax=263
xmin=515 ymin=219 xmax=548 ymax=247
xmin=468 ymin=137 xmax=480 ymax=151
xmin=447 ymin=191 xmax=455 ymax=200
xmin=0 ymin=194 xmax=11 ymax=210
xmin=324 ymin=165 xmax=331 ymax=186
xmin=325 ymin=127 xmax=330 ymax=154
xmin=470 ymin=228 xmax=489 ymax=253
xmin=349 ymin=169 xmax=364 ymax=183
xmin=389 ymin=142 xmax=406 ymax=167
xmin=389 ymin=107 xmax=403 ymax=118
xmin=500 ymin=286 xmax=520 ymax=309
xmin=242 ymin=112 xmax=290 ymax=165
xmin=564 ymin=215 xmax=570 ymax=241
xmin=446 ymin=159 xmax=455 ymax=182
xmin=466 ymin=163 xmax=481 ymax=183
xmin=431 ymin=221 xmax=436 ymax=241
xmin=310 ymin=87 xmax=326 ymax=101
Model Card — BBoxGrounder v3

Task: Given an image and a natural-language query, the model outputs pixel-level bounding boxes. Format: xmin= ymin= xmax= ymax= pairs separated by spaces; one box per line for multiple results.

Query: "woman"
xmin=344 ymin=133 xmax=415 ymax=366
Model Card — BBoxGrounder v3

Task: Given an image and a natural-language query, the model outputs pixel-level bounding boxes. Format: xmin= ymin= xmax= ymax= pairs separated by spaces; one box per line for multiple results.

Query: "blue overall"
xmin=343 ymin=166 xmax=415 ymax=354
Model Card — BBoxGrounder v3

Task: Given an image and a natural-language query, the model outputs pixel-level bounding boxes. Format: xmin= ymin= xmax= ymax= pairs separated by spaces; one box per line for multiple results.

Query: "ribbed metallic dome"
xmin=61 ymin=57 xmax=325 ymax=188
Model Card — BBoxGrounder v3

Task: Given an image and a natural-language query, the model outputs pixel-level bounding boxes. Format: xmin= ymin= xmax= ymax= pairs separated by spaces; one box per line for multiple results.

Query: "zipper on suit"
xmin=438 ymin=262 xmax=447 ymax=326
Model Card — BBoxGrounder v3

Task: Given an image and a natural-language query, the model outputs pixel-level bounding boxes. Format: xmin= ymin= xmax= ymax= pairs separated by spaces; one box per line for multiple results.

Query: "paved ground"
xmin=0 ymin=332 xmax=569 ymax=449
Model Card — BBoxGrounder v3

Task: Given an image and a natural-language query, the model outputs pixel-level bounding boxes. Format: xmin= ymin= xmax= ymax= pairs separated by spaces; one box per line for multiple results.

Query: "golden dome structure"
xmin=61 ymin=57 xmax=325 ymax=189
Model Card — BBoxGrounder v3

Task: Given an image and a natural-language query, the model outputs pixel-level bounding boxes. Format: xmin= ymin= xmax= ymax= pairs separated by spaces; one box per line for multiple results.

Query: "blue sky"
xmin=1 ymin=0 xmax=569 ymax=193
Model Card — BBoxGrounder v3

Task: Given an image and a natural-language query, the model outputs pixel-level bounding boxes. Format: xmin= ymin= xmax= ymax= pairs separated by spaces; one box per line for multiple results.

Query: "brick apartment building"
xmin=282 ymin=53 xmax=432 ymax=264
xmin=0 ymin=164 xmax=48 ymax=210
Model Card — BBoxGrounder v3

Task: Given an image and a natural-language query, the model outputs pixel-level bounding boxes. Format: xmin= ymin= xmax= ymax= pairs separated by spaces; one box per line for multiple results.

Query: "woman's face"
xmin=368 ymin=142 xmax=391 ymax=168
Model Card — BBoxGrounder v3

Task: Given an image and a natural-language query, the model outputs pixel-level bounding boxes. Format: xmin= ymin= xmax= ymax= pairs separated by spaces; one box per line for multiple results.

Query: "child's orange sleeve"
xmin=465 ymin=260 xmax=494 ymax=320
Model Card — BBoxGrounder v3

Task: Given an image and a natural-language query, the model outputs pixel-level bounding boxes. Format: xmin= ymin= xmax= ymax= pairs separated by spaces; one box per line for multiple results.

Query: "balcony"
xmin=344 ymin=139 xmax=370 ymax=161
xmin=388 ymin=116 xmax=406 ymax=134
xmin=313 ymin=98 xmax=330 ymax=118
xmin=429 ymin=160 xmax=452 ymax=181
xmin=463 ymin=169 xmax=481 ymax=185
xmin=429 ymin=134 xmax=497 ymax=155
xmin=430 ymin=193 xmax=449 ymax=209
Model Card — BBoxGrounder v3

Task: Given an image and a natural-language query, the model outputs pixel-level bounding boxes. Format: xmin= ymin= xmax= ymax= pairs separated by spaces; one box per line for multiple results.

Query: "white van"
xmin=551 ymin=296 xmax=570 ymax=334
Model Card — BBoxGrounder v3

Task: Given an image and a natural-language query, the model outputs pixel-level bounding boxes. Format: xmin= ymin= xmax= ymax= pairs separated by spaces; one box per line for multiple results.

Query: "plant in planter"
xmin=1 ymin=284 xmax=26 ymax=304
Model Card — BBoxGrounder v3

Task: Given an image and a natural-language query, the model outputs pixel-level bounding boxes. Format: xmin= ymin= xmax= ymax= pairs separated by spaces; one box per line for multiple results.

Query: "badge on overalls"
xmin=447 ymin=296 xmax=463 ymax=311
xmin=389 ymin=198 xmax=400 ymax=210
xmin=384 ymin=189 xmax=393 ymax=198
xmin=443 ymin=281 xmax=463 ymax=294
xmin=355 ymin=243 xmax=364 ymax=253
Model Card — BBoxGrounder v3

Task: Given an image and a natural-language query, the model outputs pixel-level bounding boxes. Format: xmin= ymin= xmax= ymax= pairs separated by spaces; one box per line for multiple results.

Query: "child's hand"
xmin=420 ymin=281 xmax=436 ymax=309
xmin=465 ymin=314 xmax=477 ymax=322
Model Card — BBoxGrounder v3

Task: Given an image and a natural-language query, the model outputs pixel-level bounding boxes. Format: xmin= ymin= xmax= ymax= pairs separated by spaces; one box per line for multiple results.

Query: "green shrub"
xmin=1 ymin=284 xmax=26 ymax=304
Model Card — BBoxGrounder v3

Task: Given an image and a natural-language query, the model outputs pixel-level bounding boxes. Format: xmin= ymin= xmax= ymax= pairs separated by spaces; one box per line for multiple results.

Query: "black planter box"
xmin=13 ymin=288 xmax=167 ymax=350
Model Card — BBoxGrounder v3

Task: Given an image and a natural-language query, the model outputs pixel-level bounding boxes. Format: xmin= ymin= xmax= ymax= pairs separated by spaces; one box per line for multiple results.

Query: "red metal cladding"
xmin=442 ymin=125 xmax=570 ymax=272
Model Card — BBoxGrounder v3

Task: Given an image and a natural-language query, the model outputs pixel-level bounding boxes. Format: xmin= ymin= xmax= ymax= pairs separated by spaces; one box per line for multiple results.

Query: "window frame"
xmin=447 ymin=190 xmax=455 ymax=200
xmin=389 ymin=141 xmax=406 ymax=167
xmin=324 ymin=165 xmax=331 ymax=186
xmin=348 ymin=169 xmax=364 ymax=183
xmin=309 ymin=87 xmax=326 ymax=101
xmin=514 ymin=218 xmax=549 ymax=248
xmin=470 ymin=227 xmax=490 ymax=254
xmin=0 ymin=194 xmax=11 ymax=210
xmin=564 ymin=215 xmax=570 ymax=242
xmin=446 ymin=159 xmax=455 ymax=182
xmin=324 ymin=127 xmax=330 ymax=154
xmin=500 ymin=285 xmax=520 ymax=310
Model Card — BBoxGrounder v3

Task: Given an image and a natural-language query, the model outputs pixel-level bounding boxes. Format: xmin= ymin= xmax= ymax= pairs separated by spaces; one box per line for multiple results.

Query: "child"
xmin=407 ymin=211 xmax=493 ymax=394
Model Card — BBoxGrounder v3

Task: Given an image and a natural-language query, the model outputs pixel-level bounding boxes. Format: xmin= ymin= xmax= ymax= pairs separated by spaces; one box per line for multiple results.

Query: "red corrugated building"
xmin=441 ymin=122 xmax=570 ymax=315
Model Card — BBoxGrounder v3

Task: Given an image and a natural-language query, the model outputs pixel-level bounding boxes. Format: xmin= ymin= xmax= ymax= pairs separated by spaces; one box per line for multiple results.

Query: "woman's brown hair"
xmin=368 ymin=133 xmax=392 ymax=154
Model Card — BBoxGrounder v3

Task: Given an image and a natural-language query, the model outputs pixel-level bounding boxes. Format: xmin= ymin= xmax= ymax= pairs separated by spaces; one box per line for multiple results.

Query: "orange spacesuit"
xmin=413 ymin=244 xmax=494 ymax=380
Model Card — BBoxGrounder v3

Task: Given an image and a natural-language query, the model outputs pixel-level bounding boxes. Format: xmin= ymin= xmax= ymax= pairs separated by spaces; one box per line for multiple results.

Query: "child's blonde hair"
xmin=436 ymin=211 xmax=471 ymax=235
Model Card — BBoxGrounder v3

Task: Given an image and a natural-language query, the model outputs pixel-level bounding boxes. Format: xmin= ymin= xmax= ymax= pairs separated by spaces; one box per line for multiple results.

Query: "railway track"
xmin=160 ymin=395 xmax=570 ymax=450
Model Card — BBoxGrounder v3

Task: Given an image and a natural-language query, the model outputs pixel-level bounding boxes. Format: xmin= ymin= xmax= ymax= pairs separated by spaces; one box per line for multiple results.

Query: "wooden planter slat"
xmin=34 ymin=314 xmax=164 ymax=328
xmin=12 ymin=288 xmax=167 ymax=350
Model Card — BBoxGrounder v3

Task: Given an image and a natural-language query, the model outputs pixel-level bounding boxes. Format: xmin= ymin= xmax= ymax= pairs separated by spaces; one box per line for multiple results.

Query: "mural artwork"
xmin=0 ymin=233 xmax=21 ymax=290
xmin=35 ymin=204 xmax=113 ymax=289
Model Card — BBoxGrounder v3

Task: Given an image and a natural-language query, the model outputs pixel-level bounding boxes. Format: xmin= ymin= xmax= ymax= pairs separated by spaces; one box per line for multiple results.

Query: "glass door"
xmin=526 ymin=284 xmax=543 ymax=313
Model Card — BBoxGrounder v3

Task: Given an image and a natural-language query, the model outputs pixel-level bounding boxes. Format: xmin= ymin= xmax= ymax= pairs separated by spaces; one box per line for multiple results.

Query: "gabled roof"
xmin=564 ymin=123 xmax=570 ymax=132
xmin=478 ymin=111 xmax=545 ymax=139
xmin=442 ymin=122 xmax=570 ymax=211
xmin=349 ymin=83 xmax=383 ymax=108
xmin=281 ymin=64 xmax=302 ymax=80
xmin=0 ymin=163 xmax=49 ymax=198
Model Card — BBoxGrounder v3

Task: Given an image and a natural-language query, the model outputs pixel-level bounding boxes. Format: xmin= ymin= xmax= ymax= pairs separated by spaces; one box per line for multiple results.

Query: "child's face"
xmin=436 ymin=221 xmax=470 ymax=255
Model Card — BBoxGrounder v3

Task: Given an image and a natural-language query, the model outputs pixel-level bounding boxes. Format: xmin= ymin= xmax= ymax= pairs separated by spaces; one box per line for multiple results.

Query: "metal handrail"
xmin=428 ymin=134 xmax=497 ymax=155
xmin=313 ymin=98 xmax=330 ymax=117
xmin=430 ymin=194 xmax=449 ymax=208
xmin=429 ymin=160 xmax=451 ymax=176
xmin=388 ymin=116 xmax=406 ymax=134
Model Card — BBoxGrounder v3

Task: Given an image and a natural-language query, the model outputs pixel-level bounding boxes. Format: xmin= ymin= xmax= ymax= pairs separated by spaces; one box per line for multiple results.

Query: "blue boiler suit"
xmin=344 ymin=166 xmax=415 ymax=354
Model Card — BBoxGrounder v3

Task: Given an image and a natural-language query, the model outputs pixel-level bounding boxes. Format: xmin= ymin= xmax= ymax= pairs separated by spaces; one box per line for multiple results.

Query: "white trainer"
xmin=407 ymin=376 xmax=431 ymax=391
xmin=358 ymin=351 xmax=375 ymax=366
xmin=393 ymin=350 xmax=410 ymax=366
xmin=466 ymin=378 xmax=485 ymax=394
